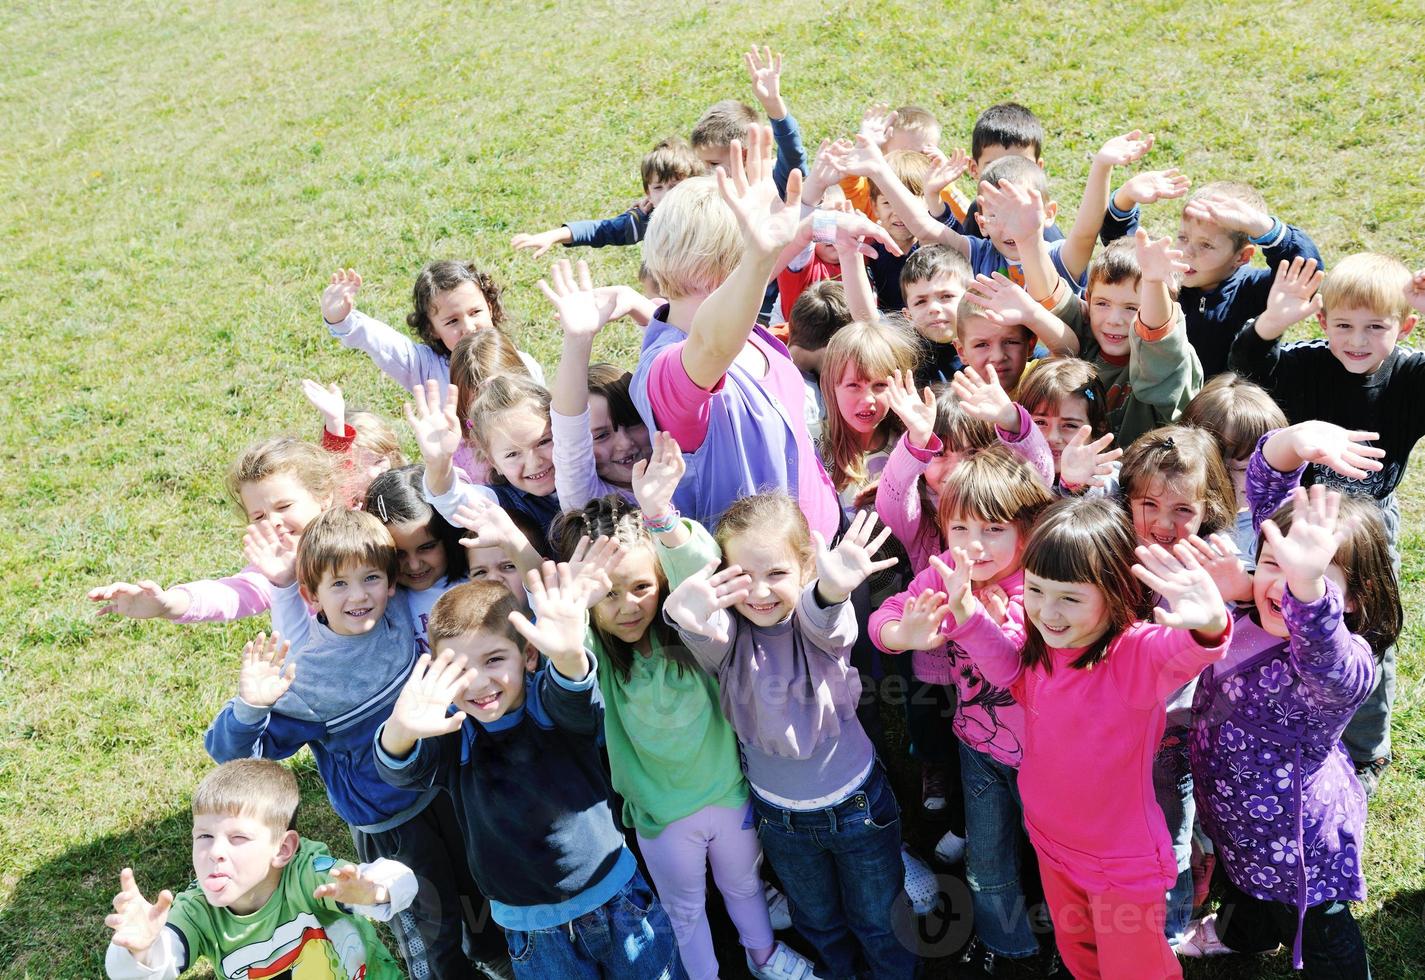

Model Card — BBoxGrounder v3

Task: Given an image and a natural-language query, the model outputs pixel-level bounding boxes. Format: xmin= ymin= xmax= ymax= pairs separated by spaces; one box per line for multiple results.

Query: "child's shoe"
xmin=764 ymin=881 xmax=793 ymax=931
xmin=921 ymin=763 xmax=948 ymax=812
xmin=956 ymin=935 xmax=997 ymax=976
xmin=1173 ymin=913 xmax=1234 ymax=957
xmin=747 ymin=940 xmax=820 ymax=979
xmin=901 ymin=844 xmax=940 ymax=915
xmin=933 ymin=826 xmax=967 ymax=865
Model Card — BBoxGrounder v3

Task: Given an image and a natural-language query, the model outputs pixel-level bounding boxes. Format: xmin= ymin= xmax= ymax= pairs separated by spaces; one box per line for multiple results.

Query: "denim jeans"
xmin=503 ymin=872 xmax=686 ymax=980
xmin=1153 ymin=730 xmax=1195 ymax=942
xmin=958 ymin=742 xmax=1039 ymax=958
xmin=751 ymin=765 xmax=918 ymax=979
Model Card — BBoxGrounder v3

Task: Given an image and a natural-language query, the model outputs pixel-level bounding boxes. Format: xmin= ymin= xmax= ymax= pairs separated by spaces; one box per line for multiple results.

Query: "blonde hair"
xmin=192 ymin=760 xmax=299 ymax=837
xmin=870 ymin=149 xmax=932 ymax=201
xmin=641 ymin=137 xmax=705 ymax=190
xmin=226 ymin=437 xmax=338 ymax=513
xmin=936 ymin=444 xmax=1054 ymax=536
xmin=890 ymin=105 xmax=940 ymax=139
xmin=466 ymin=374 xmax=552 ymax=470
xmin=1181 ymin=374 xmax=1287 ymax=462
xmin=1320 ymin=252 xmax=1414 ymax=322
xmin=690 ymin=100 xmax=758 ymax=150
xmin=449 ymin=329 xmax=531 ymax=431
xmin=819 ymin=318 xmax=922 ymax=491
xmin=428 ymin=580 xmax=525 ymax=650
xmin=348 ymin=411 xmax=406 ymax=469
xmin=715 ymin=492 xmax=813 ymax=576
xmin=642 ymin=177 xmax=744 ymax=299
xmin=295 ymin=507 xmax=399 ymax=594
xmin=1187 ymin=181 xmax=1267 ymax=250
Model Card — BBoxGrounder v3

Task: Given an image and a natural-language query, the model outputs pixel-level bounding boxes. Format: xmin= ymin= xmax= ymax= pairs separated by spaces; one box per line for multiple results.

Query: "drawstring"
xmin=1292 ymin=743 xmax=1305 ymax=969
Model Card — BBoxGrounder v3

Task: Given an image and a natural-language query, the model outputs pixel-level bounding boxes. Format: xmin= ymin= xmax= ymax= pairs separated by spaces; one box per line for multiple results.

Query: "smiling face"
xmin=1023 ymin=572 xmax=1110 ymax=649
xmin=1175 ymin=217 xmax=1251 ymax=290
xmin=428 ymin=281 xmax=495 ymax=353
xmin=1253 ymin=540 xmax=1351 ymax=638
xmin=387 ymin=518 xmax=448 ymax=592
xmin=956 ymin=315 xmax=1030 ymax=389
xmin=833 ymin=364 xmax=891 ymax=437
xmin=873 ymin=193 xmax=914 ymax=247
xmin=304 ymin=561 xmax=395 ymax=636
xmin=1030 ymin=394 xmax=1092 ymax=472
xmin=483 ymin=406 xmax=556 ymax=496
xmin=191 ymin=812 xmax=296 ymax=914
xmin=238 ymin=473 xmax=331 ymax=538
xmin=1130 ymin=476 xmax=1207 ymax=548
xmin=923 ymin=446 xmax=963 ymax=499
xmin=438 ymin=630 xmax=538 ymax=723
xmin=1321 ymin=305 xmax=1414 ymax=376
xmin=1086 ymin=278 xmax=1141 ymax=358
xmin=942 ymin=513 xmax=1024 ymax=585
xmin=722 ymin=536 xmax=806 ymax=627
xmin=588 ymin=394 xmax=651 ymax=488
xmin=903 ymin=273 xmax=965 ymax=344
xmin=592 ymin=546 xmax=662 ymax=646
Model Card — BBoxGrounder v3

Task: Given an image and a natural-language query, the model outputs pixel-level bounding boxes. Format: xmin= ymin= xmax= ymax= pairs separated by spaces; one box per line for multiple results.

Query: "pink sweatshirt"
xmin=949 ymin=607 xmax=1231 ymax=893
xmin=870 ymin=565 xmax=1028 ymax=766
xmin=171 ymin=564 xmax=274 ymax=623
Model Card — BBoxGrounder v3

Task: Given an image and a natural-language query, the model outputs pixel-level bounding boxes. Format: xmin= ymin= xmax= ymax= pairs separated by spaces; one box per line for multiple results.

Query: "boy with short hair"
xmin=838 ymin=101 xmax=944 ymax=217
xmin=511 ymin=138 xmax=704 ymax=256
xmin=207 ymin=508 xmax=504 ymax=980
xmin=1229 ymin=252 xmax=1425 ymax=788
xmin=898 ymin=244 xmax=973 ymax=384
xmin=375 ymin=572 xmax=685 ymax=979
xmin=691 ymin=45 xmax=806 ymax=197
xmin=1176 ymin=180 xmax=1322 ymax=376
xmin=103 ymin=759 xmax=415 ymax=980
xmin=786 ymin=279 xmax=852 ymax=440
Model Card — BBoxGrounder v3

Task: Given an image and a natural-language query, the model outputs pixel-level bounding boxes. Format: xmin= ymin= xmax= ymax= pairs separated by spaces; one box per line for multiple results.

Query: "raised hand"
xmin=824 ymin=206 xmax=904 ymax=259
xmin=802 ymin=138 xmax=848 ymax=205
xmin=977 ymin=179 xmax=1046 ymax=245
xmin=812 ymin=511 xmax=897 ymax=604
xmin=1261 ymin=485 xmax=1351 ymax=603
xmin=1253 ymin=257 xmax=1324 ymax=339
xmin=385 ymin=651 xmax=476 ymax=746
xmin=105 ymin=868 xmax=174 ymax=958
xmin=1406 ymin=268 xmax=1425 ymax=315
xmin=663 ymin=562 xmax=751 ymax=643
xmin=965 ymin=271 xmax=1036 ymax=327
xmin=321 ymin=269 xmax=362 ymax=325
xmin=453 ymin=498 xmax=528 ymax=555
xmin=951 ymin=363 xmax=1018 ymax=430
xmin=242 ymin=519 xmax=297 ymax=588
xmin=829 ymin=133 xmax=888 ymax=179
xmin=403 ymin=380 xmax=463 ymax=466
xmin=980 ymin=583 xmax=1011 ymax=625
xmin=714 ymin=124 xmax=804 ymax=260
xmin=1279 ymin=420 xmax=1385 ymax=480
xmin=88 ymin=580 xmax=186 ymax=619
xmin=886 ymin=589 xmax=953 ymax=650
xmin=1134 ymin=227 xmax=1190 ymax=283
xmin=511 ymin=228 xmax=568 ymax=259
xmin=237 ymin=632 xmax=296 ymax=708
xmin=1183 ymin=533 xmax=1253 ymax=603
xmin=538 ymin=259 xmax=606 ymax=339
xmin=631 ymin=431 xmax=685 ymax=518
xmin=884 ymin=369 xmax=937 ymax=448
xmin=923 ymin=149 xmax=970 ymax=200
xmin=313 ymin=863 xmax=389 ymax=907
xmin=858 ymin=102 xmax=897 ymax=146
xmin=1116 ymin=168 xmax=1191 ymax=207
xmin=743 ymin=45 xmax=786 ymax=117
xmin=1058 ymin=426 xmax=1122 ymax=488
xmin=301 ymin=379 xmax=345 ymax=435
xmin=928 ymin=548 xmax=975 ymax=626
xmin=561 ymin=536 xmax=624 ymax=608
xmin=1093 ymin=130 xmax=1154 ymax=167
xmin=1182 ymin=192 xmax=1273 ymax=239
xmin=1131 ymin=542 xmax=1229 ymax=637
xmin=509 ymin=561 xmax=601 ymax=668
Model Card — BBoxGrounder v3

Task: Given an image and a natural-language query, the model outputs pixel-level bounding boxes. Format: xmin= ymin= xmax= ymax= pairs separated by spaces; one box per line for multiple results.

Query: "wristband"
xmin=811 ymin=212 xmax=837 ymax=245
xmin=642 ymin=509 xmax=680 ymax=535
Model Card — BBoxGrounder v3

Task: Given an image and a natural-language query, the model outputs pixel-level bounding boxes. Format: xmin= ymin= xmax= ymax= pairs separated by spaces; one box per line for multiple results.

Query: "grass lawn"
xmin=1 ymin=1 xmax=1421 ymax=976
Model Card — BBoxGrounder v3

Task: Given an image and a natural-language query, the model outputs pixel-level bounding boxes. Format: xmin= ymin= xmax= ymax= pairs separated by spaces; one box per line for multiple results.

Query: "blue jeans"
xmin=958 ymin=742 xmax=1039 ymax=958
xmin=1153 ymin=731 xmax=1194 ymax=942
xmin=751 ymin=765 xmax=918 ymax=979
xmin=503 ymin=872 xmax=686 ymax=980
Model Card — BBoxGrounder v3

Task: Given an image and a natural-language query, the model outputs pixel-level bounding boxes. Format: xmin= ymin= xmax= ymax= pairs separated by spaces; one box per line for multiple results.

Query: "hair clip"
xmin=375 ymin=494 xmax=389 ymax=522
xmin=1158 ymin=436 xmax=1176 ymax=450
xmin=463 ymin=418 xmax=475 ymax=431
xmin=1081 ymin=388 xmax=1095 ymax=402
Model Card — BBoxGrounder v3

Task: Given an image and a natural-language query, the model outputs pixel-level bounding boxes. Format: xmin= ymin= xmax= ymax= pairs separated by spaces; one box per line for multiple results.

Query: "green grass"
xmin=1 ymin=0 xmax=1422 ymax=976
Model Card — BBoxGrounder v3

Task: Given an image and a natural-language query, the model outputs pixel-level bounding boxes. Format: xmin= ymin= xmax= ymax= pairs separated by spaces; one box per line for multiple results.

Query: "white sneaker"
xmin=1173 ymin=913 xmax=1234 ymax=958
xmin=764 ymin=882 xmax=793 ymax=931
xmin=933 ymin=827 xmax=967 ymax=865
xmin=747 ymin=940 xmax=821 ymax=979
xmin=901 ymin=845 xmax=939 ymax=915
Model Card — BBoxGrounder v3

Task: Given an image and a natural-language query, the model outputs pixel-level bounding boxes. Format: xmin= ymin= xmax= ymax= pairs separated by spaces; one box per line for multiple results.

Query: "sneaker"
xmin=1354 ymin=756 xmax=1390 ymax=799
xmin=1173 ymin=914 xmax=1233 ymax=958
xmin=747 ymin=940 xmax=820 ymax=979
xmin=957 ymin=935 xmax=997 ymax=976
xmin=922 ymin=763 xmax=948 ymax=812
xmin=764 ymin=881 xmax=793 ymax=931
xmin=901 ymin=845 xmax=939 ymax=915
xmin=933 ymin=827 xmax=967 ymax=865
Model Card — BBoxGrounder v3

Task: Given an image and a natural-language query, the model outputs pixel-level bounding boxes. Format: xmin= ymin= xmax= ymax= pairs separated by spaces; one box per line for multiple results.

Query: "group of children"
xmin=90 ymin=44 xmax=1425 ymax=980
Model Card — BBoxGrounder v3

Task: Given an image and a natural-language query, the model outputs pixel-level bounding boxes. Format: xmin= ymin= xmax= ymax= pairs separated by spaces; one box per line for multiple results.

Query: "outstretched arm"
xmin=832 ymin=136 xmax=966 ymax=254
xmin=1060 ymin=131 xmax=1154 ymax=281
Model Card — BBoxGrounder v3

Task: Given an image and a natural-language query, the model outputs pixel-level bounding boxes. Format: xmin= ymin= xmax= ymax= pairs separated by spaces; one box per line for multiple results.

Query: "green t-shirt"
xmin=166 ymin=838 xmax=403 ymax=980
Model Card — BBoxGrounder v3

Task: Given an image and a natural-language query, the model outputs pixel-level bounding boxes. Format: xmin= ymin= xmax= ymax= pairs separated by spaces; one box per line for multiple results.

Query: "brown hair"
xmin=1017 ymin=358 xmax=1110 ymax=439
xmin=428 ymin=580 xmax=525 ymax=650
xmin=1021 ymin=496 xmax=1151 ymax=673
xmin=1119 ymin=426 xmax=1236 ymax=536
xmin=295 ymin=507 xmax=399 ymax=594
xmin=227 ymin=437 xmax=338 ymax=513
xmin=641 ymin=137 xmax=705 ymax=190
xmin=347 ymin=411 xmax=407 ymax=470
xmin=979 ymin=153 xmax=1048 ymax=199
xmin=1320 ymin=252 xmax=1414 ymax=322
xmin=1181 ymin=373 xmax=1287 ymax=462
xmin=788 ymin=280 xmax=852 ymax=352
xmin=466 ymin=374 xmax=552 ymax=469
xmin=587 ymin=363 xmax=644 ymax=431
xmin=936 ymin=444 xmax=1054 ymax=538
xmin=818 ymin=318 xmax=922 ymax=492
xmin=1086 ymin=236 xmax=1141 ymax=295
xmin=870 ymin=149 xmax=932 ymax=202
xmin=449 ymin=329 xmax=531 ymax=430
xmin=690 ymin=100 xmax=758 ymax=150
xmin=192 ymin=759 xmax=299 ymax=837
xmin=889 ymin=105 xmax=941 ymax=140
xmin=715 ymin=492 xmax=813 ymax=577
xmin=1259 ymin=495 xmax=1401 ymax=656
xmin=407 ymin=260 xmax=509 ymax=357
xmin=1187 ymin=181 xmax=1267 ymax=251
xmin=899 ymin=244 xmax=972 ymax=295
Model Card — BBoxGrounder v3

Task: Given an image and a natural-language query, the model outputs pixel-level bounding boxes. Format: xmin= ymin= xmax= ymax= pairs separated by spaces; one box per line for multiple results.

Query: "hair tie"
xmin=375 ymin=494 xmax=389 ymax=522
xmin=1081 ymin=388 xmax=1095 ymax=402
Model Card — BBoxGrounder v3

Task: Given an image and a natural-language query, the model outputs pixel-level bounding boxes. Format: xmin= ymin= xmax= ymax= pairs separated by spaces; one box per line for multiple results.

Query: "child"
xmin=945 ymin=495 xmax=1232 ymax=979
xmin=896 ymin=244 xmax=973 ymax=384
xmin=451 ymin=496 xmax=543 ymax=602
xmin=207 ymin=510 xmax=502 ymax=979
xmin=1180 ymin=373 xmax=1288 ymax=556
xmin=539 ymin=258 xmax=652 ymax=510
xmin=320 ymin=262 xmax=545 ymax=399
xmin=1228 ymin=253 xmax=1424 ymax=785
xmin=663 ymin=498 xmax=917 ymax=978
xmin=366 ymin=465 xmax=470 ymax=655
xmin=511 ymin=137 xmax=704 ymax=255
xmin=301 ymin=378 xmax=406 ymax=506
xmin=103 ymin=759 xmax=415 ymax=980
xmin=88 ymin=437 xmax=337 ymax=623
xmin=691 ymin=45 xmax=806 ymax=197
xmin=818 ymin=316 xmax=921 ymax=507
xmin=785 ymin=280 xmax=852 ymax=441
xmin=863 ymin=148 xmax=932 ymax=311
xmin=374 ymin=571 xmax=685 ymax=979
xmin=1181 ymin=480 xmax=1398 ymax=977
xmin=871 ymin=446 xmax=1056 ymax=974
xmin=838 ymin=101 xmax=944 ymax=218
xmin=952 ymin=277 xmax=1079 ymax=393
xmin=1016 ymin=357 xmax=1117 ymax=492
xmin=549 ymin=436 xmax=816 ymax=980
xmin=1176 ymin=181 xmax=1322 ymax=376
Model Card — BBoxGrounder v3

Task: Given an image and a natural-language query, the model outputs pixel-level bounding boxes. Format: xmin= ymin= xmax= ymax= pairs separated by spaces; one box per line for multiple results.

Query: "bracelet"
xmin=642 ymin=509 xmax=680 ymax=534
xmin=811 ymin=212 xmax=837 ymax=245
